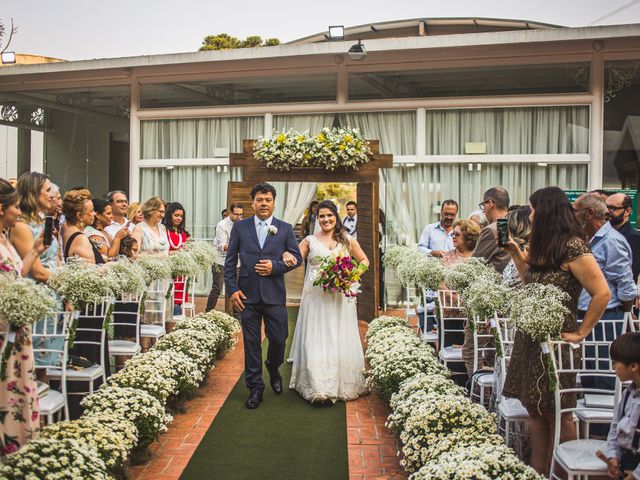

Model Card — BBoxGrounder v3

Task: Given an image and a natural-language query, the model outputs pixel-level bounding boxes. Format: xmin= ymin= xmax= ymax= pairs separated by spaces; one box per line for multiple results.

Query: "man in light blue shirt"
xmin=576 ymin=193 xmax=637 ymax=314
xmin=417 ymin=200 xmax=458 ymax=257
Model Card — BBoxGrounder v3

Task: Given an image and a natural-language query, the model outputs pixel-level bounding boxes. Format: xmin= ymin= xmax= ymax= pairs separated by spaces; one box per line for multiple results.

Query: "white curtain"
xmin=425 ymin=106 xmax=590 ymax=154
xmin=141 ymin=116 xmax=264 ymax=158
xmin=386 ymin=162 xmax=588 ymax=245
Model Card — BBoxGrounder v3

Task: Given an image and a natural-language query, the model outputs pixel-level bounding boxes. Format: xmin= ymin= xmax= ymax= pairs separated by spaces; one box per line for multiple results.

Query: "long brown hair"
xmin=527 ymin=187 xmax=585 ymax=270
xmin=317 ymin=200 xmax=351 ymax=251
xmin=17 ymin=172 xmax=49 ymax=223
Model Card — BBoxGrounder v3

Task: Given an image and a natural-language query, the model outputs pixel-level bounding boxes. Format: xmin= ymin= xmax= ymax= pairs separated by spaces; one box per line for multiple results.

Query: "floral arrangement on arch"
xmin=253 ymin=127 xmax=372 ymax=171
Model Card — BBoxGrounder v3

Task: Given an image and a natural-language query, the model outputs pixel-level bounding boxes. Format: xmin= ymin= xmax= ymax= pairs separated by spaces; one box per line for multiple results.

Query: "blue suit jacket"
xmin=224 ymin=217 xmax=302 ymax=306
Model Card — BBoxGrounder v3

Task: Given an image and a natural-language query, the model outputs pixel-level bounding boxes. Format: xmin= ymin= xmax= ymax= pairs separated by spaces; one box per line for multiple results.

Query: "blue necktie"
xmin=258 ymin=221 xmax=267 ymax=248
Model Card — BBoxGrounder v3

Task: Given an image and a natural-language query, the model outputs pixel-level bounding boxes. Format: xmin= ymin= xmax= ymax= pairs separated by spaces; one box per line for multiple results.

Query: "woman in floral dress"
xmin=0 ymin=179 xmax=47 ymax=455
xmin=502 ymin=187 xmax=610 ymax=475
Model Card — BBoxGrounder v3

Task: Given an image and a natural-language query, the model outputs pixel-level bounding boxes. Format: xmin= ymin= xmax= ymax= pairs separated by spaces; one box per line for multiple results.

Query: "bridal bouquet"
xmin=313 ymin=252 xmax=367 ymax=298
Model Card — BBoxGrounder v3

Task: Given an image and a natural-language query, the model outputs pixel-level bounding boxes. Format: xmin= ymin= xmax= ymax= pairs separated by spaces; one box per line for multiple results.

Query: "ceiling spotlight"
xmin=1 ymin=52 xmax=16 ymax=65
xmin=347 ymin=40 xmax=366 ymax=61
xmin=327 ymin=25 xmax=344 ymax=41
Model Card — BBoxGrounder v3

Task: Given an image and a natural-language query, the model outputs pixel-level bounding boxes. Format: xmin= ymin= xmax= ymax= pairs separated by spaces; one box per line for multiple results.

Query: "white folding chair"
xmin=494 ymin=315 xmax=531 ymax=453
xmin=549 ymin=338 xmax=620 ymax=480
xmin=46 ymin=299 xmax=110 ymax=410
xmin=141 ymin=278 xmax=169 ymax=342
xmin=469 ymin=316 xmax=496 ymax=409
xmin=437 ymin=289 xmax=467 ymax=380
xmin=182 ymin=276 xmax=196 ymax=318
xmin=108 ymin=293 xmax=142 ymax=364
xmin=32 ymin=311 xmax=71 ymax=424
xmin=574 ymin=315 xmax=627 ymax=439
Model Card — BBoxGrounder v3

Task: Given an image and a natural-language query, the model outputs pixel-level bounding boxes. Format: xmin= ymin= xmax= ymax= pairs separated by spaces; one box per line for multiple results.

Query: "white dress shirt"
xmin=105 ymin=218 xmax=134 ymax=238
xmin=214 ymin=216 xmax=234 ymax=266
xmin=343 ymin=214 xmax=357 ymax=238
xmin=417 ymin=222 xmax=453 ymax=256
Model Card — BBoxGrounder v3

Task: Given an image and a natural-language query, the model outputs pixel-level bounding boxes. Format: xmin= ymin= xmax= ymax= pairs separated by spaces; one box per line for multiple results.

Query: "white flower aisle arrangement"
xmin=365 ymin=315 xmax=409 ymax=343
xmin=187 ymin=240 xmax=219 ymax=273
xmin=176 ymin=310 xmax=241 ymax=355
xmin=0 ymin=438 xmax=111 ymax=480
xmin=105 ymin=257 xmax=147 ymax=297
xmin=395 ymin=255 xmax=445 ymax=291
xmin=253 ymin=127 xmax=371 ymax=171
xmin=169 ymin=248 xmax=200 ymax=278
xmin=48 ymin=258 xmax=114 ymax=309
xmin=153 ymin=329 xmax=220 ymax=373
xmin=387 ymin=373 xmax=466 ymax=434
xmin=409 ymin=443 xmax=544 ymax=480
xmin=443 ymin=257 xmax=499 ymax=294
xmin=81 ymin=385 xmax=172 ymax=448
xmin=137 ymin=253 xmax=172 ymax=285
xmin=399 ymin=394 xmax=497 ymax=472
xmin=38 ymin=415 xmax=137 ymax=475
xmin=107 ymin=356 xmax=179 ymax=403
xmin=463 ymin=280 xmax=513 ymax=332
xmin=381 ymin=245 xmax=414 ymax=269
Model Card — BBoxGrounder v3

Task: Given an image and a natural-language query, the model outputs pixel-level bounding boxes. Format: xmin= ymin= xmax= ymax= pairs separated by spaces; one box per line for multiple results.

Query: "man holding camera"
xmin=472 ymin=187 xmax=510 ymax=273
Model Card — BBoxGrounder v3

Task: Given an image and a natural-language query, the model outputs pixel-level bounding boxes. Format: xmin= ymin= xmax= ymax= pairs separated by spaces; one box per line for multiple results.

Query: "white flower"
xmin=268 ymin=225 xmax=278 ymax=236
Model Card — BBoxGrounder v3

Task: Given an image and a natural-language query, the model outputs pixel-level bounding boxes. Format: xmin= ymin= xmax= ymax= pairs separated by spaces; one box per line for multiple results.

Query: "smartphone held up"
xmin=496 ymin=218 xmax=509 ymax=247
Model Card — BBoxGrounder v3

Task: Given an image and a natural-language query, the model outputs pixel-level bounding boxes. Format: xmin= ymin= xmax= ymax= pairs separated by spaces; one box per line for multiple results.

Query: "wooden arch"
xmin=227 ymin=139 xmax=393 ymax=321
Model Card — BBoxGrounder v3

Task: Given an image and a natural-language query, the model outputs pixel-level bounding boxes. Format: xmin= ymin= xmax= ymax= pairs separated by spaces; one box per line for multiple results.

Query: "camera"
xmin=347 ymin=42 xmax=367 ymax=61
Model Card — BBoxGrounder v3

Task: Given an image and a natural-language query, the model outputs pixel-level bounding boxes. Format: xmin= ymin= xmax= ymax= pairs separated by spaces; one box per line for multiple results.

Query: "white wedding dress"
xmin=289 ymin=235 xmax=368 ymax=403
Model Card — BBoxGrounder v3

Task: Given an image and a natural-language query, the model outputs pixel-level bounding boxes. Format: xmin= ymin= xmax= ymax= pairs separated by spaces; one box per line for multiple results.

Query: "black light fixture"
xmin=327 ymin=25 xmax=344 ymax=41
xmin=347 ymin=40 xmax=366 ymax=61
xmin=1 ymin=52 xmax=16 ymax=65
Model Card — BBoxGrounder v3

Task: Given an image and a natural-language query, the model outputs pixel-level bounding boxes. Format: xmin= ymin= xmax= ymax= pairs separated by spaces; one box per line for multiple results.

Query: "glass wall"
xmin=603 ymin=60 xmax=640 ymax=190
xmin=349 ymin=63 xmax=590 ymax=100
xmin=140 ymin=73 xmax=337 ymax=109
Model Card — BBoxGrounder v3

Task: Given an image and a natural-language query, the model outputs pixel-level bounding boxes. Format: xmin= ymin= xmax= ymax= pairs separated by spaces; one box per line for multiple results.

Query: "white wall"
xmin=0 ymin=126 xmax=18 ymax=179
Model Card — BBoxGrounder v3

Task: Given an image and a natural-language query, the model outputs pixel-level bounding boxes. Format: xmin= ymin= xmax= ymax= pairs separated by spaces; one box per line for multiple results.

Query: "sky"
xmin=3 ymin=0 xmax=640 ymax=61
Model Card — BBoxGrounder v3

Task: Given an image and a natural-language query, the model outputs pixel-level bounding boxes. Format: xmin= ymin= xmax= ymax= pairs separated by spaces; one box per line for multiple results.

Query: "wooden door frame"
xmin=227 ymin=140 xmax=392 ymax=321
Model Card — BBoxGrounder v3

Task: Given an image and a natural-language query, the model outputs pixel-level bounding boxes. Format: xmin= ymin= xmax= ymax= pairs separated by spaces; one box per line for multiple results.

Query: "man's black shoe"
xmin=246 ymin=391 xmax=263 ymax=409
xmin=270 ymin=377 xmax=283 ymax=394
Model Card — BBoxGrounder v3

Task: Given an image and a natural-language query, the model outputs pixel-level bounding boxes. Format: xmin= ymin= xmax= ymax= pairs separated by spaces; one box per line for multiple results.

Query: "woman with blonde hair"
xmin=441 ymin=219 xmax=481 ymax=267
xmin=132 ymin=196 xmax=168 ymax=255
xmin=10 ymin=172 xmax=59 ymax=282
xmin=61 ymin=189 xmax=104 ymax=264
xmin=126 ymin=201 xmax=143 ymax=225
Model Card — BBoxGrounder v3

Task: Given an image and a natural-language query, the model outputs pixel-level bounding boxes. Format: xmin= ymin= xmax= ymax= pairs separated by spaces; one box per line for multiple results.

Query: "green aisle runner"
xmin=180 ymin=307 xmax=349 ymax=480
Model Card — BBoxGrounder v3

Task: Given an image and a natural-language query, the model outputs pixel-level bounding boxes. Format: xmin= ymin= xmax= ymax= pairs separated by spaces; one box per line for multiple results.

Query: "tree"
xmin=199 ymin=33 xmax=281 ymax=51
xmin=0 ymin=18 xmax=18 ymax=54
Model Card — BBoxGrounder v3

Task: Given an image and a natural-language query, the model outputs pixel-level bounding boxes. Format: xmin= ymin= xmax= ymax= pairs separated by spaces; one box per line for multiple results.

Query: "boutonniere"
xmin=268 ymin=225 xmax=278 ymax=236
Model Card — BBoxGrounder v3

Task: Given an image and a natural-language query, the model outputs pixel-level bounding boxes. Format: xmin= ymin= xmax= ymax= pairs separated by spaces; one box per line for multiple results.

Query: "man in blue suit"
xmin=224 ymin=183 xmax=302 ymax=409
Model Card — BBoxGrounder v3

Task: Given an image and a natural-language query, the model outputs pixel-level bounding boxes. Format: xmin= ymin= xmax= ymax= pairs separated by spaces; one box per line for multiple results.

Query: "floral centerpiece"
xmin=382 ymin=245 xmax=413 ymax=269
xmin=313 ymin=251 xmax=367 ymax=298
xmin=38 ymin=415 xmax=137 ymax=475
xmin=0 ymin=438 xmax=111 ymax=479
xmin=253 ymin=127 xmax=371 ymax=171
xmin=81 ymin=385 xmax=172 ymax=447
xmin=187 ymin=240 xmax=219 ymax=273
xmin=48 ymin=258 xmax=114 ymax=309
xmin=443 ymin=257 xmax=499 ymax=295
xmin=105 ymin=257 xmax=147 ymax=297
xmin=137 ymin=254 xmax=172 ymax=285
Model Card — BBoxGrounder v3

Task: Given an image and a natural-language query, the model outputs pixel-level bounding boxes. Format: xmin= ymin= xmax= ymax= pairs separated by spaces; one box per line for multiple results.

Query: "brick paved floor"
xmin=131 ymin=302 xmax=407 ymax=480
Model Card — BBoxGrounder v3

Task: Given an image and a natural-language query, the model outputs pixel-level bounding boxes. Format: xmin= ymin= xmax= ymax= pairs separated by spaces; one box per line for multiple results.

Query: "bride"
xmin=288 ymin=200 xmax=369 ymax=403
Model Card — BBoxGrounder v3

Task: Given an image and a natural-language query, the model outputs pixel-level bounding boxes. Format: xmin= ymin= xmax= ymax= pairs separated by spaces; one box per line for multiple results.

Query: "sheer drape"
xmin=385 ymin=162 xmax=588 ymax=245
xmin=141 ymin=116 xmax=264 ymax=158
xmin=425 ymin=106 xmax=589 ymax=154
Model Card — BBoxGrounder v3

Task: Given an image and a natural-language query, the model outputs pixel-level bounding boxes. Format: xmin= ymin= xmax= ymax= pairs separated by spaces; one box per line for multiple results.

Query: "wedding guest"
xmin=606 ymin=193 xmax=640 ymax=282
xmin=11 ymin=172 xmax=59 ymax=282
xmin=441 ymin=219 xmax=480 ymax=267
xmin=502 ymin=186 xmax=609 ymax=475
xmin=163 ymin=202 xmax=190 ymax=316
xmin=132 ymin=196 xmax=168 ymax=255
xmin=343 ymin=201 xmax=358 ymax=239
xmin=85 ymin=198 xmax=128 ymax=260
xmin=7 ymin=178 xmax=16 ymax=189
xmin=118 ymin=236 xmax=140 ymax=259
xmin=469 ymin=209 xmax=488 ymax=229
xmin=417 ymin=200 xmax=458 ymax=258
xmin=221 ymin=208 xmax=228 ymax=219
xmin=105 ymin=190 xmax=133 ymax=238
xmin=61 ymin=189 xmax=104 ymax=264
xmin=502 ymin=207 xmax=532 ymax=289
xmin=472 ymin=187 xmax=510 ymax=272
xmin=301 ymin=200 xmax=319 ymax=237
xmin=126 ymin=201 xmax=144 ymax=226
xmin=0 ymin=179 xmax=44 ymax=455
xmin=207 ymin=203 xmax=243 ymax=312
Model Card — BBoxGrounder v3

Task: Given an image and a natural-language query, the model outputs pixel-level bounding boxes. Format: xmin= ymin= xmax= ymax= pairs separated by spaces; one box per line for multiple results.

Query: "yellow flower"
xmin=339 ymin=144 xmax=346 ymax=150
xmin=297 ymin=135 xmax=306 ymax=142
xmin=316 ymin=133 xmax=326 ymax=142
xmin=344 ymin=134 xmax=353 ymax=143
xmin=276 ymin=133 xmax=287 ymax=144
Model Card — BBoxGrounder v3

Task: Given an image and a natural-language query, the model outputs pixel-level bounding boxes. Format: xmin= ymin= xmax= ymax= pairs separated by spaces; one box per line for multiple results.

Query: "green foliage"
xmin=200 ymin=33 xmax=281 ymax=51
